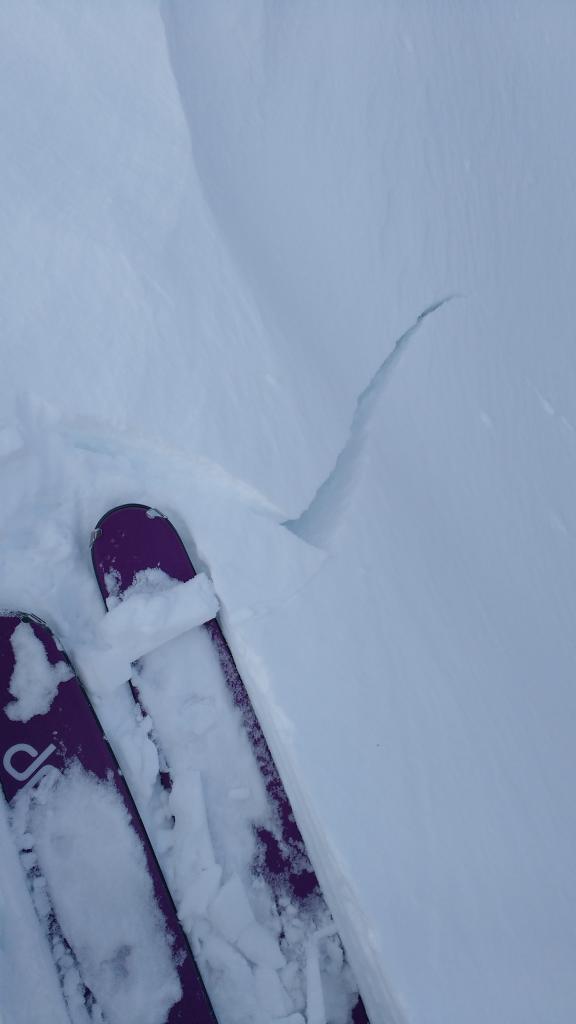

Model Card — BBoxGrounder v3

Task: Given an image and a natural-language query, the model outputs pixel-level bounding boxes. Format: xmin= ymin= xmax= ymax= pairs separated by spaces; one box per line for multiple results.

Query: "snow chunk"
xmin=209 ymin=875 xmax=254 ymax=944
xmin=237 ymin=921 xmax=286 ymax=970
xmin=254 ymin=966 xmax=291 ymax=1016
xmin=71 ymin=572 xmax=219 ymax=697
xmin=70 ymin=643 xmax=134 ymax=699
xmin=200 ymin=930 xmax=257 ymax=1021
xmin=4 ymin=622 xmax=73 ymax=722
xmin=168 ymin=772 xmax=222 ymax=920
xmin=209 ymin=875 xmax=285 ymax=969
xmin=11 ymin=763 xmax=182 ymax=1024
xmin=101 ymin=571 xmax=219 ymax=662
xmin=305 ymin=935 xmax=326 ymax=1024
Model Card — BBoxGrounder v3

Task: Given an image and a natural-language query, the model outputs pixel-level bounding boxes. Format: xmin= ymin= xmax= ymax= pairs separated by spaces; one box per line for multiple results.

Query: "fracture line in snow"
xmin=284 ymin=296 xmax=458 ymax=546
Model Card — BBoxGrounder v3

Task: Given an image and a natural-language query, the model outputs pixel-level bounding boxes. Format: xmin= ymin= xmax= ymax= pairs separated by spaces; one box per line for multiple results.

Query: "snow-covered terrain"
xmin=2 ymin=2 xmax=576 ymax=1023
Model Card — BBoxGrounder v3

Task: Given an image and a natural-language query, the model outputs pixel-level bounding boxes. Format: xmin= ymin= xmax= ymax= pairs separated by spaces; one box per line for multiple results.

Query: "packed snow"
xmin=2 ymin=2 xmax=576 ymax=1024
xmin=4 ymin=622 xmax=73 ymax=723
xmin=10 ymin=763 xmax=182 ymax=1024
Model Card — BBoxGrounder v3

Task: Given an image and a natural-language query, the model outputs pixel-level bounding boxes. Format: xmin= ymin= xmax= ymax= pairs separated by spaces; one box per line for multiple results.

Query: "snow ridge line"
xmin=284 ymin=296 xmax=457 ymax=545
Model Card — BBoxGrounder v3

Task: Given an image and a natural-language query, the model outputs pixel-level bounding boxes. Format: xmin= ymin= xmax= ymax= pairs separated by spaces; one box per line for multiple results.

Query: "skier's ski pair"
xmin=0 ymin=504 xmax=368 ymax=1023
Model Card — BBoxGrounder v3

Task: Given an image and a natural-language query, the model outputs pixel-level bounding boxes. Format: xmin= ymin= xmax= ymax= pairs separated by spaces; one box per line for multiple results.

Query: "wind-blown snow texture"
xmin=2 ymin=2 xmax=576 ymax=1023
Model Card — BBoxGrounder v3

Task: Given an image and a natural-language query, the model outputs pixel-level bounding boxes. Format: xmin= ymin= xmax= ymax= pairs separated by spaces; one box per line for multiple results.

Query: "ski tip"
xmin=93 ymin=502 xmax=162 ymax=524
xmin=0 ymin=610 xmax=50 ymax=629
xmin=91 ymin=503 xmax=167 ymax=541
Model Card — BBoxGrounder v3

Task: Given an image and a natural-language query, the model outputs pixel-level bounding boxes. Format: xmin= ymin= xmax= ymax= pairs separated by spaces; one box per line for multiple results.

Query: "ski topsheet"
xmin=91 ymin=504 xmax=369 ymax=1023
xmin=0 ymin=613 xmax=217 ymax=1024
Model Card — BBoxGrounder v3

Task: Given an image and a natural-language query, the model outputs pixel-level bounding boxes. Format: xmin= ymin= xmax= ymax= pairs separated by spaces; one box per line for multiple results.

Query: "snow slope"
xmin=2 ymin=2 xmax=576 ymax=1023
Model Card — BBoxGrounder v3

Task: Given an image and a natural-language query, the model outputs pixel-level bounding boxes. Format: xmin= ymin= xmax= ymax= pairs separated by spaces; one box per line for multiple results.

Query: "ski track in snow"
xmin=286 ymin=297 xmax=458 ymax=546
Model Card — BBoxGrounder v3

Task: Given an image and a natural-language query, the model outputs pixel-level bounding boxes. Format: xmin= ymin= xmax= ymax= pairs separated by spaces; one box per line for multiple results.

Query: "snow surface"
xmin=2 ymin=2 xmax=576 ymax=1023
xmin=10 ymin=763 xmax=182 ymax=1024
xmin=0 ymin=796 xmax=71 ymax=1024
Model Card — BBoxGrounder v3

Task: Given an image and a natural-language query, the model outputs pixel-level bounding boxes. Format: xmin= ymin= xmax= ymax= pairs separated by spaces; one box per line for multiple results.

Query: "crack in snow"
xmin=284 ymin=296 xmax=458 ymax=546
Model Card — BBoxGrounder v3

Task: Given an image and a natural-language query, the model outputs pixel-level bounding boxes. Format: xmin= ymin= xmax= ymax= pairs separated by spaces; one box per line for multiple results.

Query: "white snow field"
xmin=1 ymin=2 xmax=576 ymax=1023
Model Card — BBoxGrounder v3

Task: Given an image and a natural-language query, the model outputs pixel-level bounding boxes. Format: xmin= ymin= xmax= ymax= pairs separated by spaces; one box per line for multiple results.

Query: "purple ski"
xmin=91 ymin=503 xmax=369 ymax=1023
xmin=0 ymin=612 xmax=217 ymax=1024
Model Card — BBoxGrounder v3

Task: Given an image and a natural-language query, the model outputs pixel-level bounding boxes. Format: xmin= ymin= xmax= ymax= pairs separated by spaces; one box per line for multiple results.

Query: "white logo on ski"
xmin=3 ymin=742 xmax=57 ymax=782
